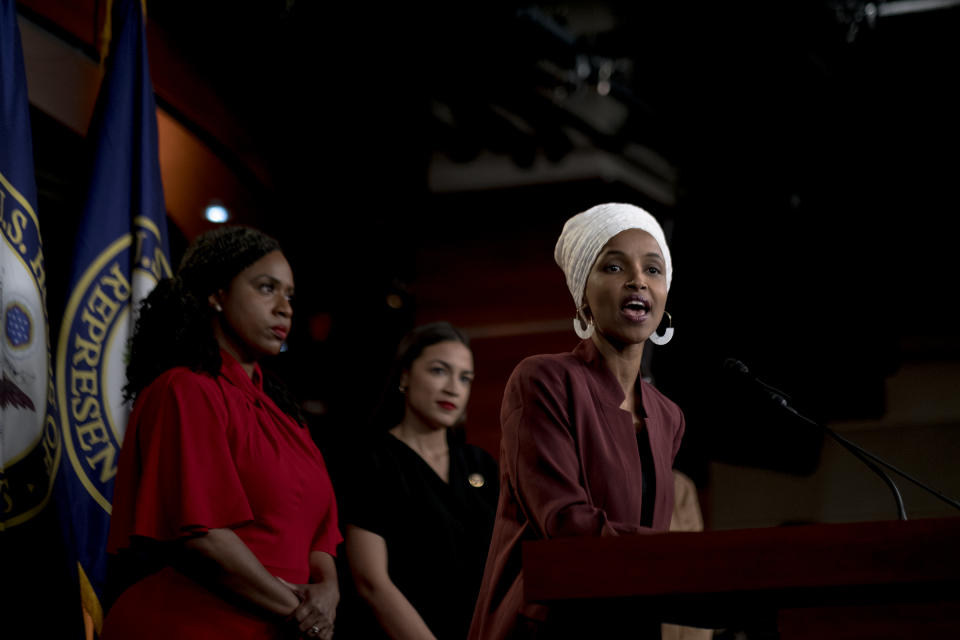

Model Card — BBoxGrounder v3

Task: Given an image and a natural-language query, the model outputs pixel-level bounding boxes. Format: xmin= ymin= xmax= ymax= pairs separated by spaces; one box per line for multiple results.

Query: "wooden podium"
xmin=523 ymin=517 xmax=960 ymax=639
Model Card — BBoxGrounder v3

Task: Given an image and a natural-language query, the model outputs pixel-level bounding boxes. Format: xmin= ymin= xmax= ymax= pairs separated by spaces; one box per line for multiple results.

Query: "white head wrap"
xmin=554 ymin=203 xmax=672 ymax=338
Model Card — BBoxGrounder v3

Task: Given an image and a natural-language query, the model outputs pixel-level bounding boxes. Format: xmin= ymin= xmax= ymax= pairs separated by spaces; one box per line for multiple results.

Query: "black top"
xmin=340 ymin=429 xmax=499 ymax=640
xmin=636 ymin=427 xmax=657 ymax=528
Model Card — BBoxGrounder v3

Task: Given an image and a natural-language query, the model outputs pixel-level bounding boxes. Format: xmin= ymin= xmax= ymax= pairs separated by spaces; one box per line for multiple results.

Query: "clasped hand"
xmin=277 ymin=577 xmax=337 ymax=640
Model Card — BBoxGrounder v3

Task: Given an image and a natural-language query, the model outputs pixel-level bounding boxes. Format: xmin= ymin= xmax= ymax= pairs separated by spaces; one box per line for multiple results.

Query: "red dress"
xmin=102 ymin=352 xmax=341 ymax=639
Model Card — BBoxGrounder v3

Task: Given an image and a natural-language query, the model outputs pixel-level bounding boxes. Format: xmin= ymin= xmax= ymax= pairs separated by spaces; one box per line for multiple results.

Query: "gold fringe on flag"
xmin=98 ymin=0 xmax=148 ymax=67
xmin=98 ymin=0 xmax=113 ymax=67
xmin=79 ymin=563 xmax=104 ymax=638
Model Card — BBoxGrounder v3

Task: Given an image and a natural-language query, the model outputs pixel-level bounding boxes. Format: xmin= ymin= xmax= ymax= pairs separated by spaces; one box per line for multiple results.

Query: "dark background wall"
xmin=18 ymin=0 xmax=960 ymax=528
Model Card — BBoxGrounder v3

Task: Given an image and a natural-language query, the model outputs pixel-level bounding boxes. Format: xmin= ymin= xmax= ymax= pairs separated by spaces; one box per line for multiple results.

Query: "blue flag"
xmin=56 ymin=0 xmax=171 ymax=631
xmin=0 ymin=0 xmax=60 ymax=531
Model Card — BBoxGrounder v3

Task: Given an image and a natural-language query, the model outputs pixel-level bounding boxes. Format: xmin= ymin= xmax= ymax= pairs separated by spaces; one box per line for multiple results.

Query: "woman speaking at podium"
xmin=469 ymin=203 xmax=686 ymax=640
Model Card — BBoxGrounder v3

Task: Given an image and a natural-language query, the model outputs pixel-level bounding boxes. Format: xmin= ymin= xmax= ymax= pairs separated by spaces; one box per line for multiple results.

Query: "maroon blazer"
xmin=468 ymin=339 xmax=685 ymax=640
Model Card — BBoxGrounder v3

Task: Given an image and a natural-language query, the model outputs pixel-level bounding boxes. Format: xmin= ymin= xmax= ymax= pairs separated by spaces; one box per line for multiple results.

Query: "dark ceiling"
xmin=142 ymin=0 xmax=960 ymax=319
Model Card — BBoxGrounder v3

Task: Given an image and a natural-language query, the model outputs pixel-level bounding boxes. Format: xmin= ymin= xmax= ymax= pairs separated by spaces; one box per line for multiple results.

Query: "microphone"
xmin=724 ymin=357 xmax=960 ymax=520
xmin=723 ymin=358 xmax=790 ymax=407
xmin=723 ymin=357 xmax=749 ymax=374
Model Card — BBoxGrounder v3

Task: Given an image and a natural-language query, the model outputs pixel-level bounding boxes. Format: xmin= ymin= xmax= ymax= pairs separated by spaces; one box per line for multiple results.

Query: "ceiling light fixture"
xmin=205 ymin=201 xmax=229 ymax=223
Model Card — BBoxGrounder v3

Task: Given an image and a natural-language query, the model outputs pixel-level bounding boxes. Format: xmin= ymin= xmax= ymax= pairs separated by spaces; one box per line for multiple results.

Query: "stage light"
xmin=205 ymin=201 xmax=229 ymax=223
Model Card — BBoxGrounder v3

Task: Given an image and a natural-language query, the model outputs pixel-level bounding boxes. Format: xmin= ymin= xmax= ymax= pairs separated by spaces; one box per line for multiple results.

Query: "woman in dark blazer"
xmin=469 ymin=203 xmax=685 ymax=640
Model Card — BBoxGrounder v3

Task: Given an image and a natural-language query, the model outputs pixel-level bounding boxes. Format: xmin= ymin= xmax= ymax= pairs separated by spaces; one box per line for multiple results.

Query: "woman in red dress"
xmin=102 ymin=226 xmax=341 ymax=640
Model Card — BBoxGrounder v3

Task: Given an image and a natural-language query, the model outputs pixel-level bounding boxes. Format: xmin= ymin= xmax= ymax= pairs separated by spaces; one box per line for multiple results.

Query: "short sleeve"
xmin=311 ymin=463 xmax=343 ymax=555
xmin=114 ymin=370 xmax=254 ymax=545
xmin=339 ymin=444 xmax=392 ymax=538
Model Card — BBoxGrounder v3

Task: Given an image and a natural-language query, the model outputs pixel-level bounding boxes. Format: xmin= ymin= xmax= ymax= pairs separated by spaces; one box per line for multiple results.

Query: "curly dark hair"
xmin=371 ymin=321 xmax=471 ymax=429
xmin=124 ymin=225 xmax=304 ymax=423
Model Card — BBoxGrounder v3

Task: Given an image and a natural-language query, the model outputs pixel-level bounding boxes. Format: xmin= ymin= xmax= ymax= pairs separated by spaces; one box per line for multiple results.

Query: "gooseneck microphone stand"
xmin=725 ymin=358 xmax=960 ymax=521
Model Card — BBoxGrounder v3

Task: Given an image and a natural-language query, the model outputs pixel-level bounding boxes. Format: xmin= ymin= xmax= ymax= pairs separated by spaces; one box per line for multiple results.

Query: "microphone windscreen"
xmin=724 ymin=358 xmax=750 ymax=374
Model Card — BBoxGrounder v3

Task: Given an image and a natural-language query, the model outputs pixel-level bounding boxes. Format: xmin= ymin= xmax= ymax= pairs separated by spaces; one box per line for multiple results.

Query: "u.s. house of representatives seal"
xmin=57 ymin=217 xmax=171 ymax=514
xmin=0 ymin=173 xmax=59 ymax=530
